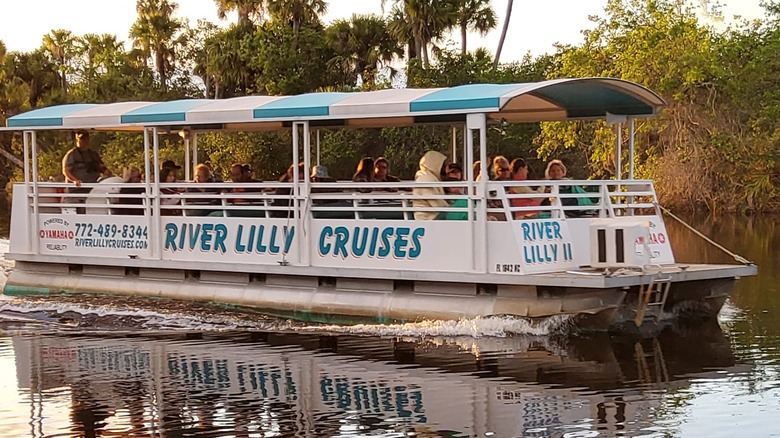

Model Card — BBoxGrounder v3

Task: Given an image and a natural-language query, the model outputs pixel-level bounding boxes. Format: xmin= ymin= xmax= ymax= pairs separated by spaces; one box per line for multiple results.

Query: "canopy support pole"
xmin=151 ymin=127 xmax=162 ymax=260
xmin=143 ymin=128 xmax=154 ymax=258
xmin=192 ymin=133 xmax=199 ymax=176
xmin=22 ymin=131 xmax=31 ymax=253
xmin=616 ymin=123 xmax=622 ymax=180
xmin=30 ymin=131 xmax=40 ymax=255
xmin=462 ymin=123 xmax=468 ymax=167
xmin=182 ymin=130 xmax=190 ymax=181
xmin=451 ymin=126 xmax=458 ymax=163
xmin=316 ymin=129 xmax=321 ymax=166
xmin=23 ymin=132 xmax=30 ymax=184
xmin=607 ymin=113 xmax=628 ymax=180
xmin=628 ymin=117 xmax=636 ymax=180
xmin=302 ymin=122 xmax=311 ymax=266
xmin=468 ymin=113 xmax=488 ymax=274
xmin=290 ymin=122 xmax=306 ymax=265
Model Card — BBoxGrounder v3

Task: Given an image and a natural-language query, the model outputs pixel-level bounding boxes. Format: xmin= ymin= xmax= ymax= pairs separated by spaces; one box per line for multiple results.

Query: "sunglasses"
xmin=498 ymin=167 xmax=510 ymax=172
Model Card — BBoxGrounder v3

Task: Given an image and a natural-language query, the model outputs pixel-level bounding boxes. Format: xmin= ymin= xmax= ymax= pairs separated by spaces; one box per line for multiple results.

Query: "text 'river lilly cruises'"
xmin=1 ymin=78 xmax=757 ymax=329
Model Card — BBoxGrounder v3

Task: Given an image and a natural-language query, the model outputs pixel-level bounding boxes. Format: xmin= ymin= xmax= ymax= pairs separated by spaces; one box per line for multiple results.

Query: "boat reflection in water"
xmin=10 ymin=322 xmax=744 ymax=437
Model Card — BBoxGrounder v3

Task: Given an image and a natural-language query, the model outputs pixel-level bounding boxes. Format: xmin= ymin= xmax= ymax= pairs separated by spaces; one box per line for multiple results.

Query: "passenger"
xmin=352 ymin=157 xmax=375 ymax=193
xmin=413 ymin=151 xmax=449 ymax=220
xmin=311 ymin=165 xmax=337 ymax=183
xmin=543 ymin=159 xmax=594 ymax=217
xmin=113 ymin=166 xmax=145 ymax=216
xmin=373 ymin=157 xmax=401 ymax=184
xmin=509 ymin=158 xmax=545 ymax=219
xmin=161 ymin=159 xmax=181 ymax=176
xmin=187 ymin=163 xmax=222 ymax=216
xmin=442 ymin=177 xmax=468 ymax=221
xmin=373 ymin=157 xmax=401 ymax=193
xmin=227 ymin=163 xmax=250 ymax=204
xmin=545 ymin=159 xmax=567 ymax=181
xmin=159 ymin=166 xmax=182 ymax=216
xmin=272 ymin=162 xmax=306 ymax=218
xmin=62 ymin=131 xmax=113 ymax=186
xmin=243 ymin=164 xmax=261 ymax=183
xmin=228 ymin=163 xmax=247 ymax=183
xmin=310 ymin=165 xmax=343 ymax=215
xmin=492 ymin=155 xmax=511 ymax=181
xmin=226 ymin=163 xmax=263 ymax=215
xmin=472 ymin=161 xmax=482 ymax=181
xmin=444 ymin=163 xmax=464 ymax=197
xmin=446 ymin=163 xmax=464 ymax=182
xmin=474 ymin=155 xmax=493 ymax=181
xmin=278 ymin=162 xmax=306 ymax=184
xmin=62 ymin=131 xmax=113 ymax=212
xmin=352 ymin=157 xmax=374 ymax=182
xmin=203 ymin=160 xmax=222 ymax=182
xmin=487 ymin=155 xmax=510 ymax=220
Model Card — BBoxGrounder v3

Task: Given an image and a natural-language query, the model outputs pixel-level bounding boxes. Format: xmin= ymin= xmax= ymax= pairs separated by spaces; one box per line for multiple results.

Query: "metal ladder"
xmin=634 ymin=338 xmax=669 ymax=385
xmin=634 ymin=276 xmax=671 ymax=326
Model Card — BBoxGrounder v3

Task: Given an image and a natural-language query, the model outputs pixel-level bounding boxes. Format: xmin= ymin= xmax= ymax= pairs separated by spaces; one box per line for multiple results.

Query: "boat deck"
xmin=5 ymin=251 xmax=756 ymax=290
xmin=527 ymin=264 xmax=757 ymax=288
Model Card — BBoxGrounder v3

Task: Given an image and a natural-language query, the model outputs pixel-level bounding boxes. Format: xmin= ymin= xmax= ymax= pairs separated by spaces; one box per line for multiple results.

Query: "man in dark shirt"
xmin=62 ymin=131 xmax=112 ymax=186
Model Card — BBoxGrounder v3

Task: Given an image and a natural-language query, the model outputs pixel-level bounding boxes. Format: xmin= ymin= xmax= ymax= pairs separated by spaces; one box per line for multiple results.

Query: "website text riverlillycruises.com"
xmin=74 ymin=238 xmax=148 ymax=249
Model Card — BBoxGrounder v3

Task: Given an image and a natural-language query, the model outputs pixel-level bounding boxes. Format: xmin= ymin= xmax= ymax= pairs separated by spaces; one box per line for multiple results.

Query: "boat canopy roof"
xmin=3 ymin=77 xmax=665 ymax=132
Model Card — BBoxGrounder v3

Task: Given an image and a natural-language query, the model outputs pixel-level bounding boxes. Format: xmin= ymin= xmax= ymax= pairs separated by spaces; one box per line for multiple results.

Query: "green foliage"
xmin=244 ymin=20 xmax=337 ymax=95
xmin=325 ymin=14 xmax=403 ymax=89
xmin=3 ymin=0 xmax=780 ymax=212
xmin=534 ymin=0 xmax=780 ymax=211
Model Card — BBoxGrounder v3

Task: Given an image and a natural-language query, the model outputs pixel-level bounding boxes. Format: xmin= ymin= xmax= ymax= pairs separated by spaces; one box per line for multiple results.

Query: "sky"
xmin=0 ymin=0 xmax=768 ymax=63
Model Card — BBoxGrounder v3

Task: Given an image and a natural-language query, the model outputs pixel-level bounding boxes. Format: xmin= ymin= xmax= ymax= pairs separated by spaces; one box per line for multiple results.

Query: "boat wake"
xmin=0 ymin=293 xmax=571 ymax=338
xmin=0 ymin=295 xmax=293 ymax=332
xmin=306 ymin=314 xmax=572 ymax=338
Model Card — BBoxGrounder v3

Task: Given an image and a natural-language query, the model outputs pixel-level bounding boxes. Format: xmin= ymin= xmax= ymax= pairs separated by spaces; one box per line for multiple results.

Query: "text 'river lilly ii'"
xmin=0 ymin=78 xmax=757 ymax=329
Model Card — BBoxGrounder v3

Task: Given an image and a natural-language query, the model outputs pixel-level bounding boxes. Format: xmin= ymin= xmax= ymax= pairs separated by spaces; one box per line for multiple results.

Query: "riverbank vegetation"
xmin=1 ymin=0 xmax=779 ymax=212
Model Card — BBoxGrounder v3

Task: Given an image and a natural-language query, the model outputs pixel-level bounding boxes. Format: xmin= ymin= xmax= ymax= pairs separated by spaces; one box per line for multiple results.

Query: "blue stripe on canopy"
xmin=410 ymin=84 xmax=524 ymax=113
xmin=534 ymin=81 xmax=655 ymax=117
xmin=6 ymin=104 xmax=99 ymax=128
xmin=253 ymin=93 xmax=351 ymax=119
xmin=120 ymin=100 xmax=211 ymax=124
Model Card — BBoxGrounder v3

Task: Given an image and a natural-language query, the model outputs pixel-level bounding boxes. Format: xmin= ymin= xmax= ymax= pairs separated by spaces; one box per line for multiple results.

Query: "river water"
xmin=0 ymin=210 xmax=777 ymax=437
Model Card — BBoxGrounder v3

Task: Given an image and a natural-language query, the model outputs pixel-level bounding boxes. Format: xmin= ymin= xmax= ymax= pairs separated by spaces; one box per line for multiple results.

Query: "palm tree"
xmin=326 ymin=14 xmax=403 ymax=88
xmin=214 ymin=0 xmax=266 ymax=25
xmin=455 ymin=0 xmax=497 ymax=54
xmin=386 ymin=6 xmax=419 ymax=61
xmin=42 ymin=29 xmax=77 ymax=94
xmin=75 ymin=34 xmax=127 ymax=99
xmin=5 ymin=49 xmax=59 ymax=107
xmin=268 ymin=0 xmax=327 ymax=43
xmin=383 ymin=0 xmax=457 ymax=68
xmin=130 ymin=0 xmax=183 ymax=92
xmin=493 ymin=0 xmax=514 ymax=69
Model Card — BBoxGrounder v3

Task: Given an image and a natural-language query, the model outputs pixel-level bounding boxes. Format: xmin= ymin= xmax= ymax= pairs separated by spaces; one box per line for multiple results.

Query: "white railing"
xmin=19 ymin=178 xmax=660 ymax=270
xmin=25 ymin=179 xmax=659 ymax=219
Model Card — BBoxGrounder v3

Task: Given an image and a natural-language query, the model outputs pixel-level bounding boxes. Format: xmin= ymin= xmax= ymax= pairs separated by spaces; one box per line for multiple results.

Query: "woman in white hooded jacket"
xmin=413 ymin=151 xmax=449 ymax=220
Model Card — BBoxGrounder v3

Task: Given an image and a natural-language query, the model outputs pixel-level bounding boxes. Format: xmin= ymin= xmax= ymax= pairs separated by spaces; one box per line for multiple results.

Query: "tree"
xmin=267 ymin=0 xmax=328 ymax=45
xmin=214 ymin=0 xmax=266 ymax=25
xmin=493 ymin=0 xmax=513 ymax=68
xmin=75 ymin=34 xmax=126 ymax=94
xmin=245 ymin=20 xmax=332 ymax=95
xmin=384 ymin=0 xmax=458 ymax=68
xmin=42 ymin=29 xmax=77 ymax=94
xmin=4 ymin=49 xmax=60 ymax=107
xmin=130 ymin=0 xmax=185 ymax=92
xmin=455 ymin=0 xmax=497 ymax=54
xmin=326 ymin=14 xmax=403 ymax=88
